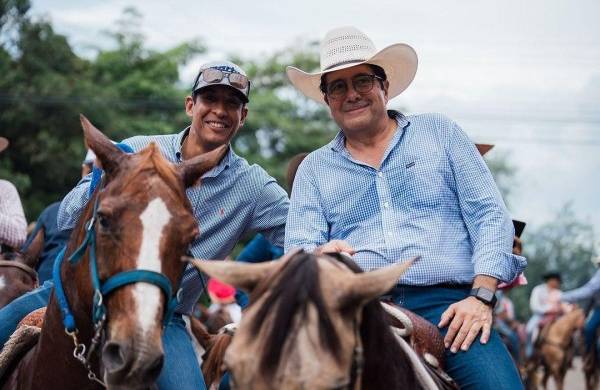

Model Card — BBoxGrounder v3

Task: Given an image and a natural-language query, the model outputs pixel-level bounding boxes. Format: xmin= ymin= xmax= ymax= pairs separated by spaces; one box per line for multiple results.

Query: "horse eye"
xmin=97 ymin=213 xmax=111 ymax=230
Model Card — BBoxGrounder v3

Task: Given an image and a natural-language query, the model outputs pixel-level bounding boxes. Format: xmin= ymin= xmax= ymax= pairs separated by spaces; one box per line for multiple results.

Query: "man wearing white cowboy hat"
xmin=285 ymin=26 xmax=526 ymax=389
xmin=0 ymin=136 xmax=27 ymax=252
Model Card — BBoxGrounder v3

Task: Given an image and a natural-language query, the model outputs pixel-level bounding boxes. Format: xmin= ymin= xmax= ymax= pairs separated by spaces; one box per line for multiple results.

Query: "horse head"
xmin=62 ymin=115 xmax=226 ymax=388
xmin=190 ymin=250 xmax=414 ymax=389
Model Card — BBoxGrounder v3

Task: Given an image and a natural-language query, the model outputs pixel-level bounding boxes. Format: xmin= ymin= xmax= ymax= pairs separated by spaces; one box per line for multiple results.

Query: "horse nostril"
xmin=102 ymin=341 xmax=130 ymax=373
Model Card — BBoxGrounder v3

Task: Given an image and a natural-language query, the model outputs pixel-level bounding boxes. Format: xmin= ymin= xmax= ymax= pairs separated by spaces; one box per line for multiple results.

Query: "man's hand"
xmin=314 ymin=240 xmax=355 ymax=256
xmin=438 ymin=296 xmax=493 ymax=353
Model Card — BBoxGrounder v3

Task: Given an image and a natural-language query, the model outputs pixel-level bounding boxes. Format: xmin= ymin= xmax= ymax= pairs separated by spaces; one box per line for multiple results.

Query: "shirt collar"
xmin=328 ymin=110 xmax=410 ymax=154
xmin=174 ymin=126 xmax=233 ymax=179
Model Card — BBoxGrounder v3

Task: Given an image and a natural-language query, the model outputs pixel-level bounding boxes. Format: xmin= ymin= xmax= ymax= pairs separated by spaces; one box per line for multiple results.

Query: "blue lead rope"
xmin=53 ymin=246 xmax=76 ymax=333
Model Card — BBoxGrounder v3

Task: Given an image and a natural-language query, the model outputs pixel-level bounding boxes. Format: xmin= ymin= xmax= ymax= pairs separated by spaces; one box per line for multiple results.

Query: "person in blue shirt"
xmin=0 ymin=60 xmax=289 ymax=390
xmin=285 ymin=26 xmax=526 ymax=389
xmin=561 ymin=256 xmax=600 ymax=353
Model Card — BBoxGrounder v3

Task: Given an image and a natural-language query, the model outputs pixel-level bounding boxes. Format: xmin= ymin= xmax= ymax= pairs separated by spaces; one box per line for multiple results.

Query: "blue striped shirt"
xmin=285 ymin=111 xmax=526 ymax=285
xmin=58 ymin=127 xmax=289 ymax=314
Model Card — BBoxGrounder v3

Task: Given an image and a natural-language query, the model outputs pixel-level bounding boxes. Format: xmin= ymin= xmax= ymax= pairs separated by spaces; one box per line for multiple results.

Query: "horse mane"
xmin=249 ymin=252 xmax=342 ymax=376
xmin=327 ymin=253 xmax=418 ymax=389
xmin=126 ymin=145 xmax=186 ymax=202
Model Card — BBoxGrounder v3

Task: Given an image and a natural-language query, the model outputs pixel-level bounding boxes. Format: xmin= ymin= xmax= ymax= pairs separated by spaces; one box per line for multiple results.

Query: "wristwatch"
xmin=469 ymin=287 xmax=497 ymax=307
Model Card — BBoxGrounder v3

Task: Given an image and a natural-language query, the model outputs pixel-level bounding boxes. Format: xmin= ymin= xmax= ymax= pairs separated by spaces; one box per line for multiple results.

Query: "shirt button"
xmin=378 ymin=171 xmax=383 ymax=178
xmin=384 ymin=202 xmax=389 ymax=208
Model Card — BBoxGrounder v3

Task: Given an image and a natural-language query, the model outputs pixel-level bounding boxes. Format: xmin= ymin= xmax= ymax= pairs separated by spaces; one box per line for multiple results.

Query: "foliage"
xmin=230 ymin=42 xmax=338 ymax=189
xmin=0 ymin=6 xmax=204 ymax=219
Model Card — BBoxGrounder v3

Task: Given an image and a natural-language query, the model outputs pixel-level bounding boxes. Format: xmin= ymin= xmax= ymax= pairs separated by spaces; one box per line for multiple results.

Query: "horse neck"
xmin=14 ymin=291 xmax=102 ymax=389
xmin=549 ymin=312 xmax=580 ymax=342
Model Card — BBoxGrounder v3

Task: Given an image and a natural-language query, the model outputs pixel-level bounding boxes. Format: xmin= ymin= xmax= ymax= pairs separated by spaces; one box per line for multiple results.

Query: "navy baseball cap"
xmin=192 ymin=60 xmax=250 ymax=103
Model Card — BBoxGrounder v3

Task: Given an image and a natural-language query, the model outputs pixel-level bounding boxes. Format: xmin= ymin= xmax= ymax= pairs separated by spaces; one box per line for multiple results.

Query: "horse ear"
xmin=177 ymin=145 xmax=228 ymax=188
xmin=186 ymin=249 xmax=302 ymax=292
xmin=80 ymin=114 xmax=126 ymax=178
xmin=186 ymin=258 xmax=281 ymax=293
xmin=336 ymin=257 xmax=418 ymax=309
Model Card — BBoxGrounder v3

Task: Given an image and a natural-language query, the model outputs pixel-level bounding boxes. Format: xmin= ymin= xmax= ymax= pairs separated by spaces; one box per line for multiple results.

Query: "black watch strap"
xmin=469 ymin=287 xmax=497 ymax=307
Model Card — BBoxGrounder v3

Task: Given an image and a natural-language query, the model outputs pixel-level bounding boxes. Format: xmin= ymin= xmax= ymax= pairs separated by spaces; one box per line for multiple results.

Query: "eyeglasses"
xmin=321 ymin=74 xmax=384 ymax=100
xmin=193 ymin=68 xmax=249 ymax=92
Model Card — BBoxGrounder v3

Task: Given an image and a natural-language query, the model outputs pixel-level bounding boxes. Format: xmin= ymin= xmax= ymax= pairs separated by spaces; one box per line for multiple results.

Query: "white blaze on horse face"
xmin=0 ymin=275 xmax=5 ymax=291
xmin=134 ymin=197 xmax=172 ymax=335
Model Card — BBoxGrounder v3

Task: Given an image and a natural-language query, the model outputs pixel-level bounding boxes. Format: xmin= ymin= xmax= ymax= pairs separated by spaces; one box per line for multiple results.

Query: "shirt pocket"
xmin=400 ymin=153 xmax=446 ymax=209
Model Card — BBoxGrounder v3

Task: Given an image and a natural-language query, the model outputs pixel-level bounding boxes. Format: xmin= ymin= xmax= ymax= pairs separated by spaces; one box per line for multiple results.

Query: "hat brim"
xmin=476 ymin=144 xmax=494 ymax=156
xmin=0 ymin=137 xmax=8 ymax=153
xmin=286 ymin=43 xmax=418 ymax=104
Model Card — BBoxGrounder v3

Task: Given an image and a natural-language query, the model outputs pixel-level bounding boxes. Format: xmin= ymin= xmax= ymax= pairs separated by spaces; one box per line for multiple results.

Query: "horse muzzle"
xmin=102 ymin=338 xmax=164 ymax=388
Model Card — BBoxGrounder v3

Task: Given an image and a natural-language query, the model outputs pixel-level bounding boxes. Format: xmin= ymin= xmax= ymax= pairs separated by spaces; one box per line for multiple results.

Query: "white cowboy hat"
xmin=286 ymin=26 xmax=418 ymax=104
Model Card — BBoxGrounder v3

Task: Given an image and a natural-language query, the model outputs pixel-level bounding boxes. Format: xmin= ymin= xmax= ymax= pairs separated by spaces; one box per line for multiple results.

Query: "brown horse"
xmin=190 ymin=250 xmax=452 ymax=390
xmin=196 ymin=303 xmax=234 ymax=334
xmin=1 ymin=115 xmax=225 ymax=390
xmin=188 ymin=316 xmax=233 ymax=389
xmin=527 ymin=308 xmax=586 ymax=390
xmin=0 ymin=248 xmax=40 ymax=309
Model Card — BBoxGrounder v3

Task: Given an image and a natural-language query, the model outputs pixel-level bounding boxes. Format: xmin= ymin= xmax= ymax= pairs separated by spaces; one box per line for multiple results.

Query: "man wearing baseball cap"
xmin=0 ymin=136 xmax=27 ymax=252
xmin=0 ymin=61 xmax=288 ymax=389
xmin=58 ymin=60 xmax=287 ymax=389
xmin=285 ymin=26 xmax=525 ymax=388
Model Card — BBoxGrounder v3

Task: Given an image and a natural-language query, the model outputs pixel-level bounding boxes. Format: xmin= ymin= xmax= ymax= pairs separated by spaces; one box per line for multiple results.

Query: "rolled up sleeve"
xmin=248 ymin=179 xmax=289 ymax=248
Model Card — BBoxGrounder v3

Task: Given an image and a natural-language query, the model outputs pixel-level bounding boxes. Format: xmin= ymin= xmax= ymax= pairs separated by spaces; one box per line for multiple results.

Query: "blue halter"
xmin=53 ymin=191 xmax=181 ymax=334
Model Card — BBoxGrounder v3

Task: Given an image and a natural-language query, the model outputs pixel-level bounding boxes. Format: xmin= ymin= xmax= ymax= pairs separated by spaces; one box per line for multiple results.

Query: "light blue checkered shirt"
xmin=58 ymin=127 xmax=289 ymax=314
xmin=285 ymin=111 xmax=526 ymax=285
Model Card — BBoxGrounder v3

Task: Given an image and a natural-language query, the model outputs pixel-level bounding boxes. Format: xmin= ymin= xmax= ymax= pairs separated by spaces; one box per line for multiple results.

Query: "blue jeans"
xmin=158 ymin=314 xmax=206 ymax=390
xmin=391 ymin=285 xmax=523 ymax=390
xmin=0 ymin=283 xmax=206 ymax=390
xmin=585 ymin=308 xmax=600 ymax=353
xmin=495 ymin=319 xmax=521 ymax=364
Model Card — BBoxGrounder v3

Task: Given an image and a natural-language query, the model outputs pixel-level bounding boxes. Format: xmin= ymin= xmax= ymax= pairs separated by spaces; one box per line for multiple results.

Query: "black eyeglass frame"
xmin=320 ymin=73 xmax=384 ymax=100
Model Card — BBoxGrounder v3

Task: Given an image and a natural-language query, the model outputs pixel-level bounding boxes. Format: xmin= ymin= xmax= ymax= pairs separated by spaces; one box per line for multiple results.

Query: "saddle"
xmin=381 ymin=302 xmax=457 ymax=389
xmin=0 ymin=307 xmax=45 ymax=383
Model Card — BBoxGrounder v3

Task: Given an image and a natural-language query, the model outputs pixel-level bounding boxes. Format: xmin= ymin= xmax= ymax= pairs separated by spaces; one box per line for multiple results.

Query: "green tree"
xmin=0 ymin=7 xmax=204 ymax=220
xmin=230 ymin=43 xmax=338 ymax=188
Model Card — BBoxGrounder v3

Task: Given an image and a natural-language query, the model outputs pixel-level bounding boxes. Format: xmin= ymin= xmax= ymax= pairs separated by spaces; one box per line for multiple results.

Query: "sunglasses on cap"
xmin=192 ymin=68 xmax=250 ymax=93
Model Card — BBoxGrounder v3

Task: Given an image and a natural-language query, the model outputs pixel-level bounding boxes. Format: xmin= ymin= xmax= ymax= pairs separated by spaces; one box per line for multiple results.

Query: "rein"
xmin=52 ymin=189 xmax=182 ymax=387
xmin=0 ymin=260 xmax=38 ymax=286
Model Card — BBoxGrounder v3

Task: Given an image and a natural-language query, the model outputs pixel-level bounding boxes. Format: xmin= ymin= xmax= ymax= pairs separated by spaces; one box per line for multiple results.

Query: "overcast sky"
xmin=32 ymin=0 xmax=600 ymax=243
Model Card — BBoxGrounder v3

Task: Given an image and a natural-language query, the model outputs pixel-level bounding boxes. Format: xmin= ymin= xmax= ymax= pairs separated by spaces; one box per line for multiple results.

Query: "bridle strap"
xmin=0 ymin=260 xmax=38 ymax=283
xmin=53 ymin=246 xmax=76 ymax=333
